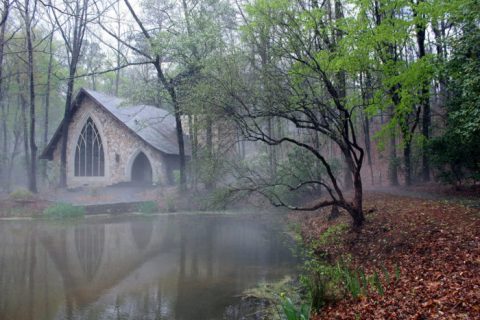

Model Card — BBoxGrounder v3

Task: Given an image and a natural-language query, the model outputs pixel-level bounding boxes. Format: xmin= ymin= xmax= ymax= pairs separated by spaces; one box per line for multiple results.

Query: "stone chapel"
xmin=41 ymin=88 xmax=190 ymax=188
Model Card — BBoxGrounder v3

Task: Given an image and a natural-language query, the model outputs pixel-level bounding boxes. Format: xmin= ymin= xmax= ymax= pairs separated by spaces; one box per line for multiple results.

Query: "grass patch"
xmin=312 ymin=223 xmax=348 ymax=248
xmin=287 ymin=222 xmax=396 ymax=316
xmin=137 ymin=201 xmax=158 ymax=214
xmin=280 ymin=294 xmax=311 ymax=320
xmin=300 ymin=253 xmax=399 ymax=313
xmin=43 ymin=203 xmax=85 ymax=219
xmin=9 ymin=188 xmax=35 ymax=202
xmin=242 ymin=276 xmax=304 ymax=320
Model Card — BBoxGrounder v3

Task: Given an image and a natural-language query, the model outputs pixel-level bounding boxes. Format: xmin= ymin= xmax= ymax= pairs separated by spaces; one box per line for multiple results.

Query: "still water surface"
xmin=0 ymin=214 xmax=298 ymax=320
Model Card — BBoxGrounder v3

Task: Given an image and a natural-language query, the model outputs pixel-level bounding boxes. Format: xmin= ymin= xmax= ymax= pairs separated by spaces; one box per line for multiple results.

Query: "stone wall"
xmin=52 ymin=97 xmax=170 ymax=188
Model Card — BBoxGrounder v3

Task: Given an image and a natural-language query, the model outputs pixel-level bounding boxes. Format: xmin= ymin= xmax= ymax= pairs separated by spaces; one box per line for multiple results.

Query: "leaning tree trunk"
xmin=171 ymin=88 xmax=187 ymax=191
xmin=123 ymin=0 xmax=188 ymax=191
xmin=351 ymin=171 xmax=364 ymax=228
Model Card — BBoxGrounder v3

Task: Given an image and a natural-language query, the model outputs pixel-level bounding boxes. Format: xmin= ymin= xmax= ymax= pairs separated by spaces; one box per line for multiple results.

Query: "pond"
xmin=0 ymin=213 xmax=299 ymax=320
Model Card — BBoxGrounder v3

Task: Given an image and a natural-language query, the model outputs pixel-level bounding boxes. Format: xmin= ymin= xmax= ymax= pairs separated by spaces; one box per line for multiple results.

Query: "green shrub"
xmin=173 ymin=170 xmax=181 ymax=186
xmin=202 ymin=187 xmax=232 ymax=210
xmin=280 ymin=295 xmax=310 ymax=320
xmin=274 ymin=147 xmax=341 ymax=204
xmin=9 ymin=188 xmax=35 ymax=202
xmin=165 ymin=196 xmax=176 ymax=212
xmin=137 ymin=201 xmax=158 ymax=214
xmin=429 ymin=134 xmax=480 ymax=185
xmin=43 ymin=203 xmax=85 ymax=219
xmin=317 ymin=223 xmax=348 ymax=246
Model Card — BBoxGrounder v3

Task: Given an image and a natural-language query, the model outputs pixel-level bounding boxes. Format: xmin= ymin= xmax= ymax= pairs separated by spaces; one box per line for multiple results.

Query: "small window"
xmin=74 ymin=118 xmax=105 ymax=177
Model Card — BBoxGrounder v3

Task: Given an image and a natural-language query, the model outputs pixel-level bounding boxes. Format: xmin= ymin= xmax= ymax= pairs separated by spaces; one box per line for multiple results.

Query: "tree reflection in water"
xmin=130 ymin=219 xmax=153 ymax=251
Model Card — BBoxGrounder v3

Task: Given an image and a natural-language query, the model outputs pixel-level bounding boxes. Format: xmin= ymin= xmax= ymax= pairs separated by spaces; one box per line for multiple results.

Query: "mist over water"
xmin=0 ymin=214 xmax=298 ymax=320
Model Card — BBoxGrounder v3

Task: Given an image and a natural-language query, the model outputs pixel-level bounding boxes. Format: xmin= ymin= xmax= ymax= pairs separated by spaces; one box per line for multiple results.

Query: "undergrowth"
xmin=43 ymin=203 xmax=85 ymax=219
xmin=9 ymin=188 xmax=35 ymax=202
xmin=281 ymin=223 xmax=401 ymax=319
xmin=137 ymin=201 xmax=158 ymax=214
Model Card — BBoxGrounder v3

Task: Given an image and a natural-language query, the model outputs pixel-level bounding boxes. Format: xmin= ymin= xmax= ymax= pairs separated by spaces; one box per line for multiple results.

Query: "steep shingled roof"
xmin=40 ymin=88 xmax=191 ymax=159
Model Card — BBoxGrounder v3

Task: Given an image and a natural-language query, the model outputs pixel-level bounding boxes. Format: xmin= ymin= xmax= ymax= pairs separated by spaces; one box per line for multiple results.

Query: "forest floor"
xmin=290 ymin=186 xmax=480 ymax=319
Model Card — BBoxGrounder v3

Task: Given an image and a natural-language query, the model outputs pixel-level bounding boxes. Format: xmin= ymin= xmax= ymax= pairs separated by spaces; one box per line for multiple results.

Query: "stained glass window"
xmin=74 ymin=118 xmax=105 ymax=176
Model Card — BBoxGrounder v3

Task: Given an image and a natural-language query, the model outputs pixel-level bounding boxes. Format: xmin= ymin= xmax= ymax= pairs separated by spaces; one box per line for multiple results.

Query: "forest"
xmin=0 ymin=0 xmax=478 ymax=198
xmin=0 ymin=0 xmax=478 ymax=318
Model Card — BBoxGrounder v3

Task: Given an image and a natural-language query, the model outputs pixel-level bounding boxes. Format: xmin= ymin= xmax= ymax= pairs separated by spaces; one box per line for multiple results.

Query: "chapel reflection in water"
xmin=0 ymin=215 xmax=297 ymax=320
xmin=75 ymin=224 xmax=105 ymax=282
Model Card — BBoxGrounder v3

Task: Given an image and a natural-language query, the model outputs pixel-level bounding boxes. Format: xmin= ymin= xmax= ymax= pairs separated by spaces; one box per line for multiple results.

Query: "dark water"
xmin=0 ymin=214 xmax=298 ymax=320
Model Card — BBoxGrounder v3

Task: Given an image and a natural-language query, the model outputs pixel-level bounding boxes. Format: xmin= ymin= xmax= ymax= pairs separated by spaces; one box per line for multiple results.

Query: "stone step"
xmin=80 ymin=201 xmax=151 ymax=215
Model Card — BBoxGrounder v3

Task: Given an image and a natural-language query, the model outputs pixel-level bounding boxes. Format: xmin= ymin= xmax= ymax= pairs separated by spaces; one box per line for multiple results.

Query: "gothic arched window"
xmin=74 ymin=118 xmax=105 ymax=177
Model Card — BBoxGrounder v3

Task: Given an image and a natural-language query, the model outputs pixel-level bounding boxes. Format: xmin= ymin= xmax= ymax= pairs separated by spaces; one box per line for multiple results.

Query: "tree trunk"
xmin=60 ymin=75 xmax=75 ymax=187
xmin=7 ymin=125 xmax=21 ymax=193
xmin=328 ymin=204 xmax=340 ymax=221
xmin=21 ymin=93 xmax=31 ymax=184
xmin=414 ymin=0 xmax=431 ymax=182
xmin=350 ymin=169 xmax=364 ymax=228
xmin=56 ymin=0 xmax=88 ymax=188
xmin=363 ymin=113 xmax=374 ymax=185
xmin=188 ymin=115 xmax=197 ymax=191
xmin=25 ymin=3 xmax=38 ymax=192
xmin=0 ymin=95 xmax=6 ymax=186
xmin=123 ymin=0 xmax=188 ymax=191
xmin=388 ymin=106 xmax=399 ymax=186
xmin=42 ymin=33 xmax=54 ymax=180
xmin=205 ymin=115 xmax=214 ymax=190
xmin=404 ymin=141 xmax=412 ymax=186
xmin=0 ymin=0 xmax=8 ymax=187
xmin=421 ymin=98 xmax=431 ymax=182
xmin=169 ymin=86 xmax=187 ymax=191
xmin=267 ymin=117 xmax=277 ymax=179
xmin=149 ymin=69 xmax=187 ymax=191
xmin=114 ymin=0 xmax=121 ymax=96
xmin=362 ymin=72 xmax=374 ymax=185
xmin=433 ymin=21 xmax=447 ymax=107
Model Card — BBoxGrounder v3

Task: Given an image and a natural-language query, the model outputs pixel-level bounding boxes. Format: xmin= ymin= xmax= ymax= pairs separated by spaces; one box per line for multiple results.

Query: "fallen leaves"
xmin=291 ymin=191 xmax=480 ymax=320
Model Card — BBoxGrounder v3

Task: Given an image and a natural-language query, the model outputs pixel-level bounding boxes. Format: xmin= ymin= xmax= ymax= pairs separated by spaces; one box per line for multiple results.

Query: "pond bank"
xmin=288 ymin=191 xmax=480 ymax=319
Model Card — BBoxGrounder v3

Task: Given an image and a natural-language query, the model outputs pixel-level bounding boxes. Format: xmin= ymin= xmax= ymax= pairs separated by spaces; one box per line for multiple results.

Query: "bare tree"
xmin=42 ymin=29 xmax=54 ymax=179
xmin=18 ymin=0 xmax=38 ymax=192
xmin=0 ymin=0 xmax=11 ymax=27
xmin=48 ymin=0 xmax=92 ymax=187
xmin=0 ymin=0 xmax=11 ymax=183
